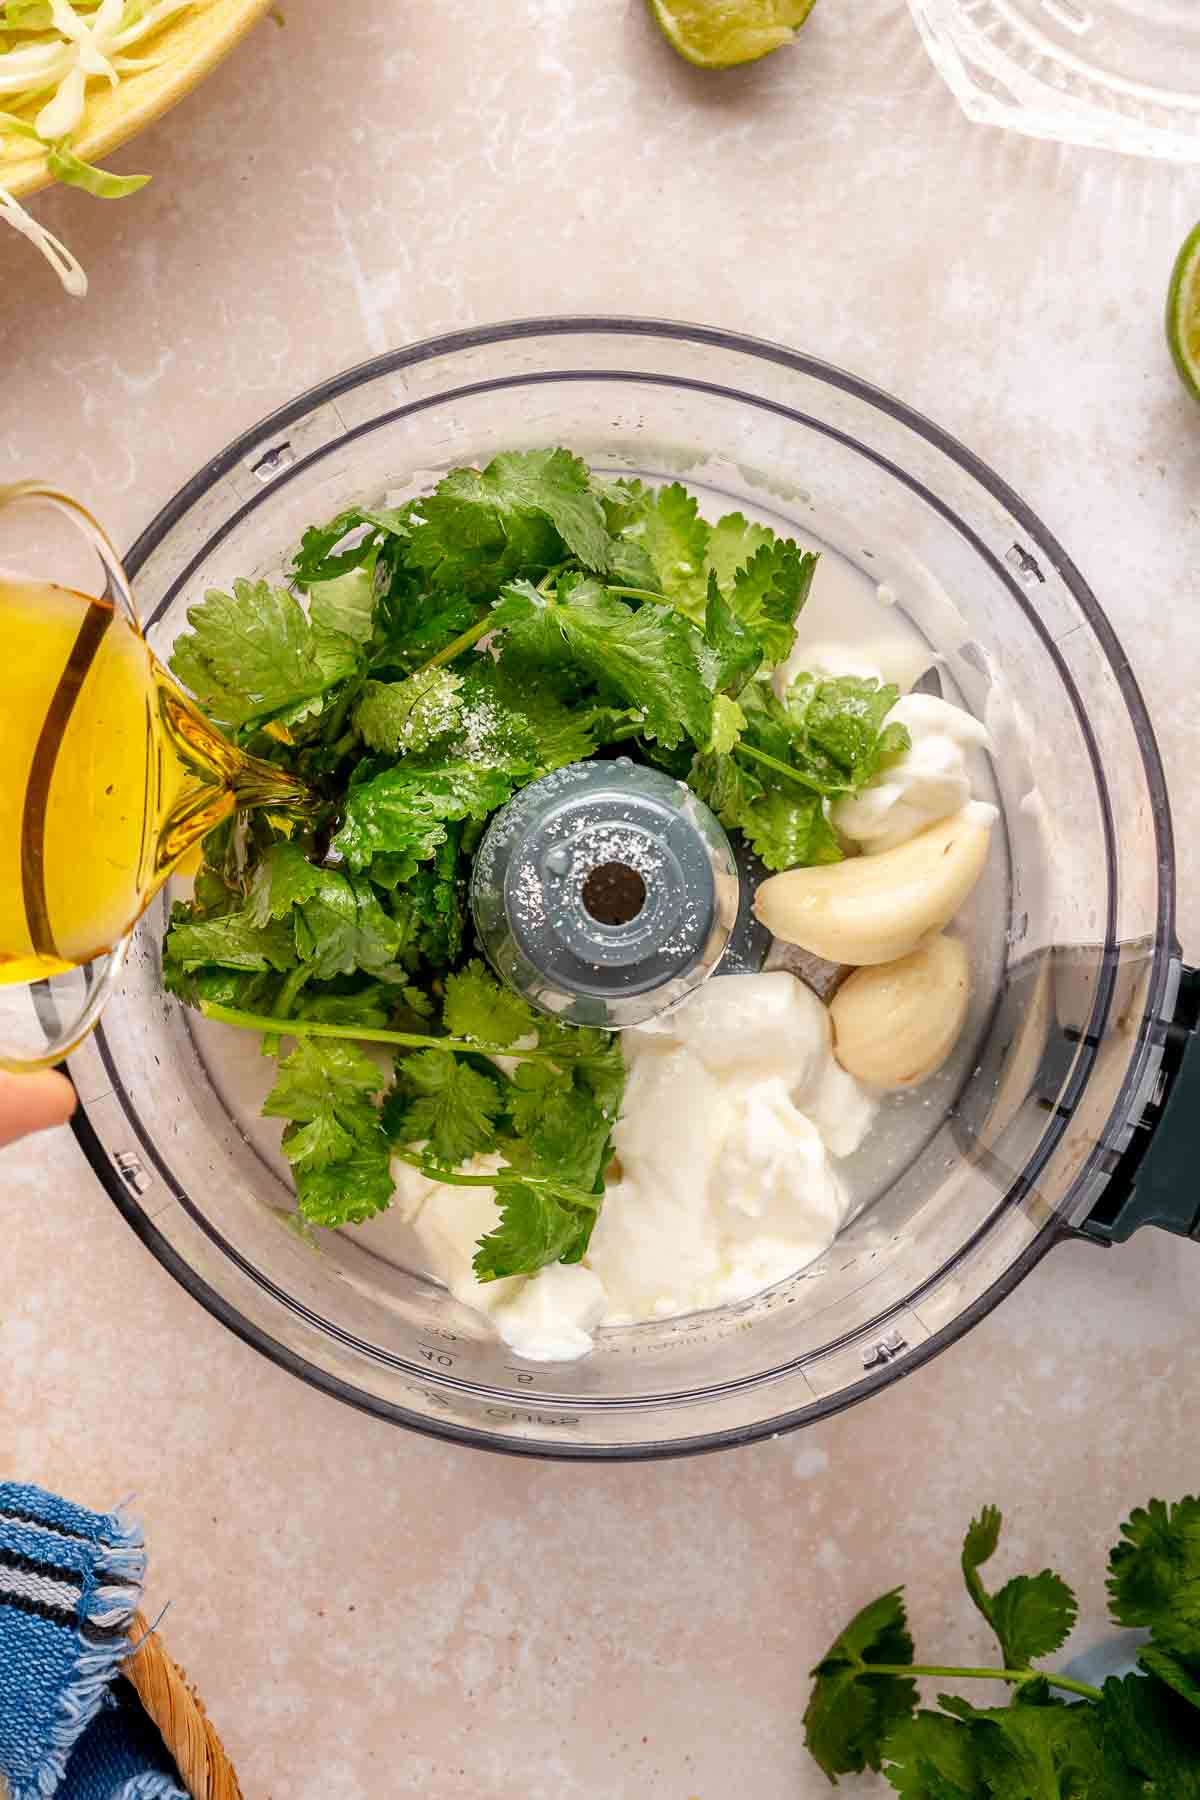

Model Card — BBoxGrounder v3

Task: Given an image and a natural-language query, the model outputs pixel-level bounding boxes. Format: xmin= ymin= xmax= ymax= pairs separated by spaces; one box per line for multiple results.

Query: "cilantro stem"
xmin=389 ymin=1146 xmax=600 ymax=1209
xmin=606 ymin=586 xmax=669 ymax=604
xmin=536 ymin=564 xmax=569 ymax=594
xmin=412 ymin=610 xmax=493 ymax=674
xmin=196 ymin=999 xmax=604 ymax=1069
xmin=735 ymin=739 xmax=831 ymax=797
xmin=272 ymin=966 xmax=312 ymax=1017
xmin=867 ymin=1664 xmax=1103 ymax=1703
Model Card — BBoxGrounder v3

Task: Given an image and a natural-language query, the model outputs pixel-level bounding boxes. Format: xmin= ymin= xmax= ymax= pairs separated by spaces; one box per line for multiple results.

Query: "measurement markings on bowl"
xmin=248 ymin=442 xmax=295 ymax=483
xmin=862 ymin=1330 xmax=909 ymax=1371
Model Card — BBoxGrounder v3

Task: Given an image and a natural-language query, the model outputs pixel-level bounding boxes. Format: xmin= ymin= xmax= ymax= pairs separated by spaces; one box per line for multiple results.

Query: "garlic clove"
xmin=830 ymin=934 xmax=970 ymax=1090
xmin=752 ymin=805 xmax=994 ymax=966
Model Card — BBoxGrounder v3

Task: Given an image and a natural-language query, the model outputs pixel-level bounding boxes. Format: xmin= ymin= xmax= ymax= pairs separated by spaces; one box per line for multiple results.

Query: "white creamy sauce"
xmin=396 ymin=972 xmax=877 ymax=1360
xmin=833 ymin=693 xmax=993 ymax=854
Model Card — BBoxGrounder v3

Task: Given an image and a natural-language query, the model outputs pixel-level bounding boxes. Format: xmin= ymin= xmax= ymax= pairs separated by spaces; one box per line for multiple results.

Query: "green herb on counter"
xmin=804 ymin=1493 xmax=1200 ymax=1794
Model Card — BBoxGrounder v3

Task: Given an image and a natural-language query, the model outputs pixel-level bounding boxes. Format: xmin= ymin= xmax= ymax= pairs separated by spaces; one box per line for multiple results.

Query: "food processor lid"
xmin=470 ymin=758 xmax=745 ymax=1027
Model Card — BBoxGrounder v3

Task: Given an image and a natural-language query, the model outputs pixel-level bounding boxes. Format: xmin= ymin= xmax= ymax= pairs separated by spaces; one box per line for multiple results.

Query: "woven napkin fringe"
xmin=31 ymin=1509 xmax=145 ymax=1800
xmin=0 ymin=1486 xmax=151 ymax=1800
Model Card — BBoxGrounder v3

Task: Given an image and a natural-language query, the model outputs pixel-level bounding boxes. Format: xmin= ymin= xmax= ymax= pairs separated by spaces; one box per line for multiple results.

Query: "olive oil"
xmin=0 ymin=575 xmax=307 ymax=984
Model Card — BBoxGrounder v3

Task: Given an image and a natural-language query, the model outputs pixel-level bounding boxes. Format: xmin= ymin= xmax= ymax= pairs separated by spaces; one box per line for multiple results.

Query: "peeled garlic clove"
xmin=831 ymin=934 xmax=969 ymax=1090
xmin=753 ymin=804 xmax=994 ymax=965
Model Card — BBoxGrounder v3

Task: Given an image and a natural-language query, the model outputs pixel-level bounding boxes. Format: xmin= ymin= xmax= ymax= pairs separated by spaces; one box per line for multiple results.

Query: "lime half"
xmin=648 ymin=0 xmax=817 ymax=69
xmin=1167 ymin=221 xmax=1200 ymax=404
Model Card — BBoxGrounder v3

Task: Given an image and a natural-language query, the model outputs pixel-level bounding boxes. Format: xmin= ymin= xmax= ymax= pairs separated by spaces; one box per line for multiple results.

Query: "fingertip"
xmin=0 ymin=1069 xmax=78 ymax=1148
xmin=40 ymin=1068 xmax=78 ymax=1126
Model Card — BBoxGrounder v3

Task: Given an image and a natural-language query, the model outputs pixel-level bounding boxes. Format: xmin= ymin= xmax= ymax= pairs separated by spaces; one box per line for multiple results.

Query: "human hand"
xmin=0 ymin=1070 xmax=76 ymax=1148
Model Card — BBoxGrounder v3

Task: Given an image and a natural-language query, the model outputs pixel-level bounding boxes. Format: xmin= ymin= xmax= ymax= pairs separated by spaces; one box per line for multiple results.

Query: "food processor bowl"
xmin=67 ymin=318 xmax=1192 ymax=1459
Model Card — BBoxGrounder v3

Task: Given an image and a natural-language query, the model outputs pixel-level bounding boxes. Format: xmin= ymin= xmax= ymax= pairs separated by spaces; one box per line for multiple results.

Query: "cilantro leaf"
xmin=492 ymin=577 xmax=711 ymax=750
xmin=264 ymin=1036 xmax=383 ymax=1124
xmin=262 ymin=1037 xmax=395 ymax=1226
xmin=608 ymin=538 xmax=660 ymax=589
xmin=355 ymin=670 xmax=464 ymax=754
xmin=1108 ymin=1497 xmax=1200 ymax=1656
xmin=786 ymin=672 xmax=910 ymax=792
xmin=248 ymin=841 xmax=325 ymax=925
xmin=1100 ymin=1673 xmax=1200 ymax=1796
xmin=371 ymin=583 xmax=480 ymax=674
xmin=290 ymin=504 xmax=408 ymax=587
xmin=1138 ymin=1644 xmax=1200 ymax=1711
xmin=688 ymin=671 xmax=916 ymax=871
xmin=291 ymin=872 xmax=404 ymax=981
xmin=702 ymin=572 xmax=762 ymax=697
xmin=160 ymin=952 xmax=279 ymax=1013
xmin=307 ymin=567 xmax=376 ymax=643
xmin=168 ymin=579 xmax=359 ymax=727
xmin=590 ymin=479 xmax=659 ymax=588
xmin=456 ymin=659 xmax=627 ymax=774
xmin=397 ymin=833 xmax=467 ymax=971
xmin=618 ymin=479 xmax=710 ymax=617
xmin=406 ymin=448 xmax=611 ymax=593
xmin=708 ymin=694 xmax=746 ymax=755
xmin=568 ymin=1028 xmax=627 ymax=1124
xmin=379 ymin=957 xmax=623 ymax=1279
xmin=505 ymin=1064 xmax=614 ymax=1192
xmin=591 ymin=472 xmax=648 ymax=531
xmin=962 ymin=1506 xmax=1078 ymax=1670
xmin=332 ymin=759 xmax=522 ymax=872
xmin=443 ymin=958 xmax=538 ymax=1048
xmin=292 ymin=1136 xmax=394 ymax=1226
xmin=741 ymin=784 xmax=841 ymax=870
xmin=881 ymin=1712 xmax=981 ymax=1799
xmin=688 ymin=745 xmax=764 ymax=829
xmin=386 ymin=1048 xmax=506 ymax=1165
xmin=963 ymin=1505 xmax=1003 ymax=1581
xmin=292 ymin=982 xmax=395 ymax=1030
xmin=481 ymin=448 xmax=612 ymax=569
xmin=989 ymin=1577 xmax=1079 ymax=1673
xmin=245 ymin=843 xmax=403 ymax=981
xmin=804 ymin=1590 xmax=918 ymax=1781
xmin=163 ymin=906 xmax=298 ymax=973
xmin=943 ymin=1693 xmax=1108 ymax=1800
xmin=688 ymin=749 xmax=840 ymax=871
xmin=727 ymin=539 xmax=817 ymax=665
xmin=702 ymin=510 xmax=775 ymax=591
xmin=472 ymin=1181 xmax=597 ymax=1282
xmin=284 ymin=1108 xmax=362 ymax=1172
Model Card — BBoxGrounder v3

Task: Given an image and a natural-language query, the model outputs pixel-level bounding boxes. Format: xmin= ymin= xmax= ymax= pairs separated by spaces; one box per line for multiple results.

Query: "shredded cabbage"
xmin=0 ymin=0 xmax=199 ymax=295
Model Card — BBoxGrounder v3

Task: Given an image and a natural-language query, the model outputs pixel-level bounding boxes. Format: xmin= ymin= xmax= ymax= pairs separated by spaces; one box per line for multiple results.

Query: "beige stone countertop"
xmin=3 ymin=1 xmax=1200 ymax=1795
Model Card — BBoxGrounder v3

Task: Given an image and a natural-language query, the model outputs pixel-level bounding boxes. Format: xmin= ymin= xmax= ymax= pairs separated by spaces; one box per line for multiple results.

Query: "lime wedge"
xmin=648 ymin=0 xmax=817 ymax=69
xmin=1167 ymin=221 xmax=1200 ymax=404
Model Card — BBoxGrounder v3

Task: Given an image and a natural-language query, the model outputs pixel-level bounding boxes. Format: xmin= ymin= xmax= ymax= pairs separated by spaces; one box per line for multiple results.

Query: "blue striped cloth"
xmin=0 ymin=1484 xmax=186 ymax=1800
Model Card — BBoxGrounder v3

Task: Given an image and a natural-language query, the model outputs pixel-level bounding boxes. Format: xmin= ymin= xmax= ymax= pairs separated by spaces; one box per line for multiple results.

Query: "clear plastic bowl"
xmin=908 ymin=0 xmax=1200 ymax=161
xmin=66 ymin=318 xmax=1177 ymax=1459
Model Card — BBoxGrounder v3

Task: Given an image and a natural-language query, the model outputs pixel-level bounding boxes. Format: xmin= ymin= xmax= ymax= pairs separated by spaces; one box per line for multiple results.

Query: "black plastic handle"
xmin=1079 ymin=964 xmax=1200 ymax=1245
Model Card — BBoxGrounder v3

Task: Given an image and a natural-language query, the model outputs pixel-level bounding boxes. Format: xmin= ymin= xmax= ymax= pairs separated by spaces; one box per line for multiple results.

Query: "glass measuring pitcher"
xmin=0 ymin=483 xmax=310 ymax=1072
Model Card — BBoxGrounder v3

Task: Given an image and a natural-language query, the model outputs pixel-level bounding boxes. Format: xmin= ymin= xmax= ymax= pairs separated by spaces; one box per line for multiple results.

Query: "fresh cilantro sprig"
xmin=804 ymin=1497 xmax=1200 ymax=1794
xmin=196 ymin=960 xmax=621 ymax=1276
xmin=689 ymin=675 xmax=909 ymax=871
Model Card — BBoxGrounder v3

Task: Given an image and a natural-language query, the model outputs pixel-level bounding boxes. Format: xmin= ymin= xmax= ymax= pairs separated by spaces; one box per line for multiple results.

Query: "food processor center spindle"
xmin=469 ymin=759 xmax=752 ymax=1029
